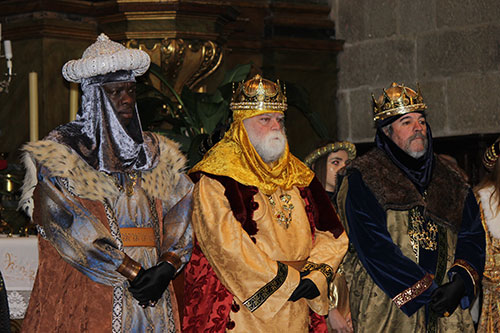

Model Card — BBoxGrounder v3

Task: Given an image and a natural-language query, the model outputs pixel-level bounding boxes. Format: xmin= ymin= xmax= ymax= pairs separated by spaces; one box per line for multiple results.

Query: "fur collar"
xmin=347 ymin=148 xmax=469 ymax=232
xmin=19 ymin=132 xmax=186 ymax=218
xmin=477 ymin=186 xmax=500 ymax=239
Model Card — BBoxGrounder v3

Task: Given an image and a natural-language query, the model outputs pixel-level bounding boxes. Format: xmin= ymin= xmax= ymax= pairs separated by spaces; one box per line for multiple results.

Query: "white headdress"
xmin=62 ymin=33 xmax=150 ymax=83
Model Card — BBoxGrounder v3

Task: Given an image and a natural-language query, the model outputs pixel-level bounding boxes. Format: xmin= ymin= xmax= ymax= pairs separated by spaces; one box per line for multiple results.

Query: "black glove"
xmin=289 ymin=278 xmax=320 ymax=302
xmin=128 ymin=262 xmax=176 ymax=306
xmin=430 ymin=274 xmax=466 ymax=317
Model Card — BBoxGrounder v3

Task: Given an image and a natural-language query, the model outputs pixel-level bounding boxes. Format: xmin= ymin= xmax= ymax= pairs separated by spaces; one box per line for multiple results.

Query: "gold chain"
xmin=107 ymin=172 xmax=139 ymax=197
xmin=267 ymin=192 xmax=294 ymax=229
xmin=408 ymin=207 xmax=438 ymax=252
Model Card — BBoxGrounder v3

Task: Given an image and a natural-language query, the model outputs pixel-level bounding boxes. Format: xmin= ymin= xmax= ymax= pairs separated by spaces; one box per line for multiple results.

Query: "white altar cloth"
xmin=0 ymin=235 xmax=38 ymax=319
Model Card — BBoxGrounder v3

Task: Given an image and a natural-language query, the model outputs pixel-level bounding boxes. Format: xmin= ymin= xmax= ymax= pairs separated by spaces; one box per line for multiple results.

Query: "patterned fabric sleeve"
xmin=159 ymin=174 xmax=194 ymax=273
xmin=448 ymin=189 xmax=485 ymax=308
xmin=35 ymin=168 xmax=125 ymax=286
xmin=306 ymin=230 xmax=349 ymax=315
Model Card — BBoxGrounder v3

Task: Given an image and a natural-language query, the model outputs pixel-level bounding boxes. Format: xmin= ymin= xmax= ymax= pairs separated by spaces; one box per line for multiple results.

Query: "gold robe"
xmin=192 ymin=175 xmax=348 ymax=332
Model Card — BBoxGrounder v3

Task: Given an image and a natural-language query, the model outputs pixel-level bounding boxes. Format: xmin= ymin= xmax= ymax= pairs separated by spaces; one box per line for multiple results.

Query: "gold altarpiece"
xmin=127 ymin=39 xmax=223 ymax=93
xmin=0 ymin=0 xmax=343 ymax=162
xmin=0 ymin=2 xmax=343 ymax=329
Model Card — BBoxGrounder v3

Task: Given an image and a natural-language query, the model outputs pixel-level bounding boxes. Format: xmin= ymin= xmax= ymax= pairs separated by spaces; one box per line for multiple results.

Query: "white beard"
xmin=247 ymin=129 xmax=287 ymax=163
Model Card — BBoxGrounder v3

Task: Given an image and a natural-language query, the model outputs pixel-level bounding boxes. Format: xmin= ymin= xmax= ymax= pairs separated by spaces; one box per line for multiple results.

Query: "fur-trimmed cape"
xmin=345 ymin=148 xmax=469 ymax=232
xmin=19 ymin=132 xmax=187 ymax=218
xmin=18 ymin=132 xmax=188 ymax=333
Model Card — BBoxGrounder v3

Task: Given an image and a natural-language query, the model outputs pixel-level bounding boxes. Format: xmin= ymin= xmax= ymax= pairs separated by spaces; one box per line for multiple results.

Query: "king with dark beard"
xmin=336 ymin=82 xmax=485 ymax=332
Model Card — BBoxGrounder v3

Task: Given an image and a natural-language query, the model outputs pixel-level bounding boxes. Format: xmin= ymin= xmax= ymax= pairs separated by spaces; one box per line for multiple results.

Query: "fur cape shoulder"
xmin=19 ymin=132 xmax=187 ymax=218
xmin=346 ymin=148 xmax=469 ymax=232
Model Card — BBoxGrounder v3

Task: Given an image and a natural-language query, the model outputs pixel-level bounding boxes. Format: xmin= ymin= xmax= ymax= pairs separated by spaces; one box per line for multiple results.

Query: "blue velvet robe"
xmin=345 ymin=170 xmax=485 ymax=316
xmin=337 ymin=149 xmax=485 ymax=332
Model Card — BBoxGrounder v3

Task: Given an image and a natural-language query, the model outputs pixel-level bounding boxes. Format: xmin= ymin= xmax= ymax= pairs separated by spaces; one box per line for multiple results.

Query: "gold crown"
xmin=372 ymin=82 xmax=427 ymax=122
xmin=229 ymin=74 xmax=287 ymax=112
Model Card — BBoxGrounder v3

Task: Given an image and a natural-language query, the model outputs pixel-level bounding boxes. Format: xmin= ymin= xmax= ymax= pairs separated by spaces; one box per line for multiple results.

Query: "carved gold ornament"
xmin=127 ymin=38 xmax=222 ymax=94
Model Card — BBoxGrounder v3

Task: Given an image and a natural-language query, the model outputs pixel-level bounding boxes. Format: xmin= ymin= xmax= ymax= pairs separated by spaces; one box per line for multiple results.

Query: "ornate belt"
xmin=120 ymin=227 xmax=155 ymax=247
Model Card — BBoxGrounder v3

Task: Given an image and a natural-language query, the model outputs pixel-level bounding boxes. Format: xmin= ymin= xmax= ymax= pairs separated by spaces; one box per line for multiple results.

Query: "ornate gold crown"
xmin=372 ymin=82 xmax=427 ymax=122
xmin=230 ymin=74 xmax=287 ymax=112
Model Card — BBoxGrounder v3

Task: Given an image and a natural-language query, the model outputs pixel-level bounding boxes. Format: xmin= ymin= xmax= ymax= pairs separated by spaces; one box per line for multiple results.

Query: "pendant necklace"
xmin=267 ymin=191 xmax=294 ymax=229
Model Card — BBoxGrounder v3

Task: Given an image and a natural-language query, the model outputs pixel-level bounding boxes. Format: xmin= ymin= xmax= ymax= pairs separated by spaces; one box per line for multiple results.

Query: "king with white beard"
xmin=244 ymin=112 xmax=287 ymax=163
xmin=182 ymin=75 xmax=349 ymax=332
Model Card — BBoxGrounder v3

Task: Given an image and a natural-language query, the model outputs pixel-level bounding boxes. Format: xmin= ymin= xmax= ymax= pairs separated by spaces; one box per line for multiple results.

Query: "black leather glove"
xmin=430 ymin=274 xmax=466 ymax=317
xmin=128 ymin=262 xmax=176 ymax=306
xmin=289 ymin=278 xmax=320 ymax=302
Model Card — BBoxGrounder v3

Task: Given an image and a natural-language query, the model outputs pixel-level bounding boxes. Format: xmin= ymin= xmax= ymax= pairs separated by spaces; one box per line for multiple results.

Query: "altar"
xmin=0 ymin=235 xmax=38 ymax=320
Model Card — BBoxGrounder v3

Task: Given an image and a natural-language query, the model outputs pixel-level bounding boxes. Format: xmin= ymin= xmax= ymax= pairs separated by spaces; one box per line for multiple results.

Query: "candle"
xmin=4 ymin=40 xmax=12 ymax=60
xmin=69 ymin=83 xmax=79 ymax=121
xmin=29 ymin=72 xmax=39 ymax=142
xmin=6 ymin=174 xmax=13 ymax=192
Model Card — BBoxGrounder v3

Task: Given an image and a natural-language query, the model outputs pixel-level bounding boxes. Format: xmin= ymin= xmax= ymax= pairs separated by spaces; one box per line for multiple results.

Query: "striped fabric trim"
xmin=242 ymin=262 xmax=288 ymax=312
xmin=392 ymin=273 xmax=434 ymax=308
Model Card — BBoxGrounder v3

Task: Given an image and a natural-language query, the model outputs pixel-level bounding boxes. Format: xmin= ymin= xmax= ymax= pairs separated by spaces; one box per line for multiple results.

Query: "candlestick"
xmin=69 ymin=83 xmax=79 ymax=121
xmin=29 ymin=72 xmax=39 ymax=142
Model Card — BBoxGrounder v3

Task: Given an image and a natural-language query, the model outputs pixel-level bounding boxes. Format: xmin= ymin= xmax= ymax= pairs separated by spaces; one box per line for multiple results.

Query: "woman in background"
xmin=305 ymin=141 xmax=356 ymax=333
xmin=305 ymin=141 xmax=356 ymax=200
xmin=475 ymin=138 xmax=500 ymax=333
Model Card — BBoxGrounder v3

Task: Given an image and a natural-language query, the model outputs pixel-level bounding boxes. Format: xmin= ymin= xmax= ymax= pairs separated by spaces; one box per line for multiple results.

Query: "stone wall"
xmin=329 ymin=0 xmax=500 ymax=142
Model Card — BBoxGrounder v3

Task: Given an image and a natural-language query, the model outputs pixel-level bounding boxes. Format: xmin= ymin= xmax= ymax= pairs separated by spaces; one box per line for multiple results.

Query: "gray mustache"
xmin=409 ymin=133 xmax=426 ymax=142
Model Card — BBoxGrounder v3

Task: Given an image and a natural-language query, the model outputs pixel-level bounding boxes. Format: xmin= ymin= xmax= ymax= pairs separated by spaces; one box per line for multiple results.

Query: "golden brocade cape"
xmin=477 ymin=185 xmax=500 ymax=333
xmin=189 ymin=109 xmax=314 ymax=195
